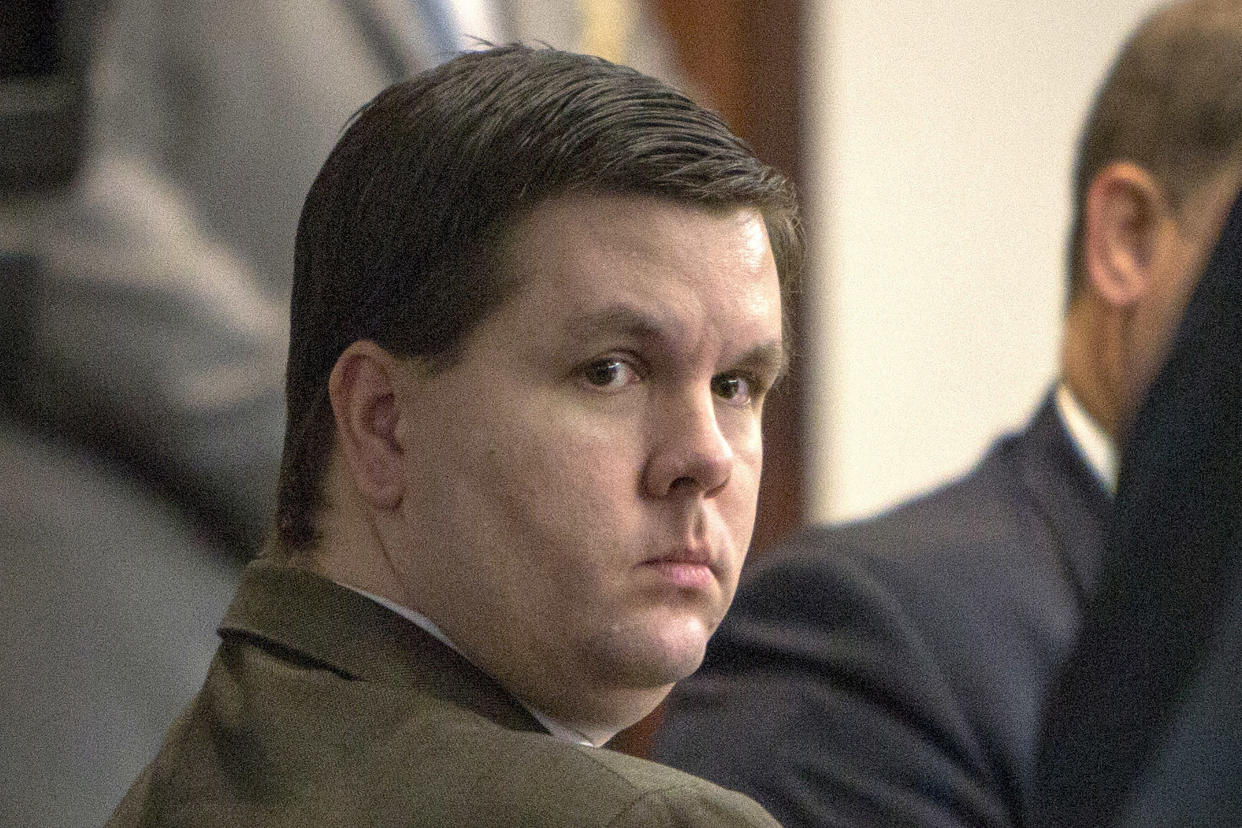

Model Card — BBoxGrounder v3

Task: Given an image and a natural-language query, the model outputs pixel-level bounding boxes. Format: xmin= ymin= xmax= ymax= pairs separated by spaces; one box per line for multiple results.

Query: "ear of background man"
xmin=1031 ymin=184 xmax=1242 ymax=826
xmin=1082 ymin=162 xmax=1170 ymax=310
xmin=1063 ymin=160 xmax=1177 ymax=441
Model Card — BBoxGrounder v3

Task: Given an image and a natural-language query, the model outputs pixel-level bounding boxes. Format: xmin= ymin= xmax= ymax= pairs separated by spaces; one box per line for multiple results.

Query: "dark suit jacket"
xmin=108 ymin=560 xmax=779 ymax=827
xmin=1030 ymin=189 xmax=1242 ymax=827
xmin=654 ymin=394 xmax=1111 ymax=827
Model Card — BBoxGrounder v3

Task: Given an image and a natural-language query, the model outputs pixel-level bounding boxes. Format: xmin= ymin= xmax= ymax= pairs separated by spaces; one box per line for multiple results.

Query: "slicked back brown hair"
xmin=272 ymin=44 xmax=802 ymax=556
xmin=1068 ymin=0 xmax=1242 ymax=299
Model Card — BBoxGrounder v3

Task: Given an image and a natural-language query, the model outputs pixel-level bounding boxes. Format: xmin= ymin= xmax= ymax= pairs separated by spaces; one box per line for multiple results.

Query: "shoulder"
xmin=114 ymin=676 xmax=776 ymax=827
xmin=509 ymin=738 xmax=781 ymax=827
xmin=732 ymin=443 xmax=1035 ymax=625
xmin=732 ymin=410 xmax=1092 ymax=628
xmin=705 ymin=424 xmax=1086 ymax=701
xmin=357 ymin=712 xmax=780 ymax=827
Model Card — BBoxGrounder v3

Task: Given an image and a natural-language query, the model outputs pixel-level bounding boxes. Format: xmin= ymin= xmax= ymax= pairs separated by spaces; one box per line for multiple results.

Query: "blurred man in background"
xmin=1033 ymin=160 xmax=1242 ymax=828
xmin=655 ymin=1 xmax=1242 ymax=825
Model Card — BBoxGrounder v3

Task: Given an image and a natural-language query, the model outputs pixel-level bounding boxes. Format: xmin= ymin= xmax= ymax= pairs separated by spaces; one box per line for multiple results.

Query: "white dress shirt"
xmin=1055 ymin=382 xmax=1117 ymax=496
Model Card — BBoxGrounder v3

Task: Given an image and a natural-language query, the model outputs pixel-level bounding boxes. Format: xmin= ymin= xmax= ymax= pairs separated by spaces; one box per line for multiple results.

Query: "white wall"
xmin=806 ymin=1 xmax=1166 ymax=524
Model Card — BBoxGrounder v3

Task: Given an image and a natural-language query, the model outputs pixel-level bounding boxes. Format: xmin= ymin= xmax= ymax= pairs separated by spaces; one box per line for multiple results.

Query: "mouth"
xmin=638 ymin=547 xmax=720 ymax=590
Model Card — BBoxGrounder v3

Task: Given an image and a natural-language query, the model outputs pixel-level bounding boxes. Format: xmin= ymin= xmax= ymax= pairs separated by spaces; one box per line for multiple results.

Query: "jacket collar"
xmin=1017 ymin=389 xmax=1113 ymax=604
xmin=219 ymin=558 xmax=548 ymax=736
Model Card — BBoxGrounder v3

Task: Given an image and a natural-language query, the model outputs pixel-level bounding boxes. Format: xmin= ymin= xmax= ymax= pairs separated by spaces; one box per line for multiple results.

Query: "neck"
xmin=307 ymin=468 xmax=419 ymax=612
xmin=1061 ymin=295 xmax=1122 ymax=441
xmin=489 ymin=649 xmax=673 ymax=746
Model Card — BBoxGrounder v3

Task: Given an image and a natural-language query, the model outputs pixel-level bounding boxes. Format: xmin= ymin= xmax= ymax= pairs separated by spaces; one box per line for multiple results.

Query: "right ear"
xmin=1081 ymin=161 xmax=1175 ymax=309
xmin=327 ymin=341 xmax=407 ymax=510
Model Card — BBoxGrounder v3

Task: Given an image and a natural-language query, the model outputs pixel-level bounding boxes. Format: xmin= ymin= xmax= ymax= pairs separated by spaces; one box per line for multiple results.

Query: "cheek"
xmin=727 ymin=417 xmax=765 ymax=489
xmin=481 ymin=403 xmax=644 ymax=558
xmin=722 ymin=426 xmax=765 ymax=541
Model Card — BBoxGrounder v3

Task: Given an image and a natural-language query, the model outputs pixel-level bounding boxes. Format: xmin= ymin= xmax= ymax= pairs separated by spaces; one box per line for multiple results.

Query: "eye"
xmin=711 ymin=373 xmax=754 ymax=405
xmin=581 ymin=358 xmax=640 ymax=391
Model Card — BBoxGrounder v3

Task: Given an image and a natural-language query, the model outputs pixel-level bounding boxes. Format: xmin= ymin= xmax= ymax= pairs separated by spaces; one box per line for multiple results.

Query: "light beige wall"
xmin=806 ymin=1 xmax=1166 ymax=523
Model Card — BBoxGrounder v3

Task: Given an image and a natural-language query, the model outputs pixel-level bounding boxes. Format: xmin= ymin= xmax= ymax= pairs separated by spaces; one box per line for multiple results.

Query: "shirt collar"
xmin=337 ymin=583 xmax=600 ymax=747
xmin=1055 ymin=382 xmax=1117 ymax=495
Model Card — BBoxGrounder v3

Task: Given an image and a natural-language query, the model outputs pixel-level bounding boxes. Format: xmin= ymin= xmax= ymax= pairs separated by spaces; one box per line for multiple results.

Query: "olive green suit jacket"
xmin=108 ymin=560 xmax=779 ymax=827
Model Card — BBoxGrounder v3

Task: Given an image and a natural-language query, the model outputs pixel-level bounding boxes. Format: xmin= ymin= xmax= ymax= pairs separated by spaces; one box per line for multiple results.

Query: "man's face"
xmin=389 ymin=193 xmax=784 ymax=733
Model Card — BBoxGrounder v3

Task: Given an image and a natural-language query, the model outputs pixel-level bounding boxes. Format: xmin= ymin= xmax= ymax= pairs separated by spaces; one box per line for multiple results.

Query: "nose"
xmin=643 ymin=395 xmax=735 ymax=499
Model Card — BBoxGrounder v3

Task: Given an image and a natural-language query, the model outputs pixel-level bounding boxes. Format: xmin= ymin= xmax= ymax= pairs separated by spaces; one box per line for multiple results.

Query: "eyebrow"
xmin=564 ymin=304 xmax=789 ymax=380
xmin=564 ymin=305 xmax=670 ymax=345
xmin=736 ymin=340 xmax=791 ymax=384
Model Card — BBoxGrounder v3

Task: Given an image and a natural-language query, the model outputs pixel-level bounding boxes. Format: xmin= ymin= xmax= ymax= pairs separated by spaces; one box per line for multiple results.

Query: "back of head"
xmin=1067 ymin=0 xmax=1242 ymax=298
xmin=274 ymin=44 xmax=801 ymax=556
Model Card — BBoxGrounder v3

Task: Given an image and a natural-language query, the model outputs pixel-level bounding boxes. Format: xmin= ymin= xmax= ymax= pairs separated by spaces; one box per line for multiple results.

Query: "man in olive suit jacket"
xmin=109 ymin=45 xmax=800 ymax=826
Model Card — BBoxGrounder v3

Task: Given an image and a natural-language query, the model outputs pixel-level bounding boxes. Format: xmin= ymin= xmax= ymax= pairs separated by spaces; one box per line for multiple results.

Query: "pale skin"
xmin=311 ymin=193 xmax=785 ymax=745
xmin=1062 ymin=160 xmax=1242 ymax=443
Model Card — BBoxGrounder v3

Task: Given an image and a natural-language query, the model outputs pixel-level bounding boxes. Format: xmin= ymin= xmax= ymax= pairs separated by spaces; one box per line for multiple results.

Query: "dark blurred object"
xmin=0 ymin=0 xmax=59 ymax=74
xmin=0 ymin=0 xmax=81 ymax=436
xmin=1 ymin=1 xmax=83 ymax=406
xmin=1032 ymin=187 xmax=1242 ymax=827
xmin=0 ymin=252 xmax=37 ymax=409
xmin=0 ymin=0 xmax=87 ymax=191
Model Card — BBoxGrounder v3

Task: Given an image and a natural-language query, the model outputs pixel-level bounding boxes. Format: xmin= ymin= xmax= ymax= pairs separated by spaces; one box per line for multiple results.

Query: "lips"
xmin=639 ymin=547 xmax=720 ymax=590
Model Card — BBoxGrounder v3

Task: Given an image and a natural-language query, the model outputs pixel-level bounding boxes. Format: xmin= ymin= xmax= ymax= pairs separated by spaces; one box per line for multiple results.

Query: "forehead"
xmin=491 ymin=193 xmax=783 ymax=352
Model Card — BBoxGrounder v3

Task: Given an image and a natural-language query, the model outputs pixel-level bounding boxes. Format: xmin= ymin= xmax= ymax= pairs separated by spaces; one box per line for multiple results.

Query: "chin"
xmin=590 ymin=612 xmax=714 ymax=690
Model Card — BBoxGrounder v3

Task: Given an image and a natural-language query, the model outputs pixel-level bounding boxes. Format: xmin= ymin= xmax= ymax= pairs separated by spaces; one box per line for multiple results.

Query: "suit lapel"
xmin=1015 ymin=392 xmax=1112 ymax=604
